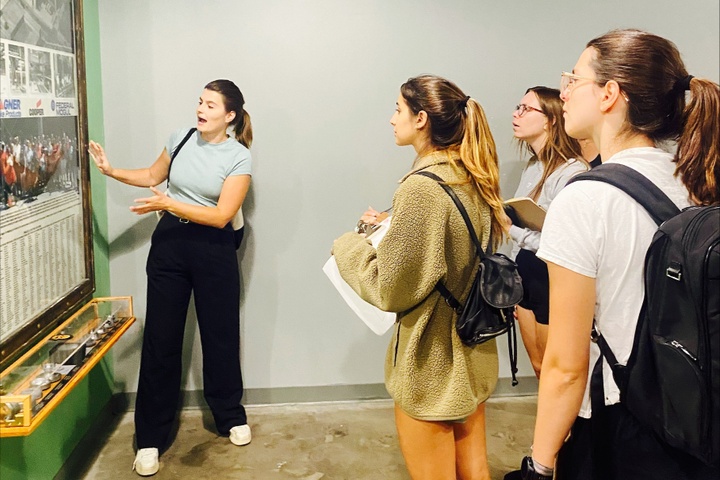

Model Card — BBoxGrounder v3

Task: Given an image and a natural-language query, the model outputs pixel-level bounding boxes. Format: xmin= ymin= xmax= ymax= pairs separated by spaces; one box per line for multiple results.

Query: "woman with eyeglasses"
xmin=520 ymin=29 xmax=719 ymax=480
xmin=333 ymin=75 xmax=504 ymax=480
xmin=504 ymin=87 xmax=586 ymax=381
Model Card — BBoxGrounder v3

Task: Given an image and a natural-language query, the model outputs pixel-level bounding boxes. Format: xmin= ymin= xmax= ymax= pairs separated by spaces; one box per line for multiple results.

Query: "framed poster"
xmin=0 ymin=0 xmax=94 ymax=370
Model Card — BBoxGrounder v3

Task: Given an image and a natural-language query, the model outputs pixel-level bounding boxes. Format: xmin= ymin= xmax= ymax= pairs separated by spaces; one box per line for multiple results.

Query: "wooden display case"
xmin=0 ymin=297 xmax=135 ymax=437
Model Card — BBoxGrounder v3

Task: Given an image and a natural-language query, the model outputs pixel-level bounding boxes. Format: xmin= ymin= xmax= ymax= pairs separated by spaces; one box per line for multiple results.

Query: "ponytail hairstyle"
xmin=204 ymin=79 xmax=253 ymax=148
xmin=586 ymin=29 xmax=719 ymax=205
xmin=676 ymin=78 xmax=720 ymax=205
xmin=520 ymin=86 xmax=585 ymax=201
xmin=400 ymin=75 xmax=505 ymax=248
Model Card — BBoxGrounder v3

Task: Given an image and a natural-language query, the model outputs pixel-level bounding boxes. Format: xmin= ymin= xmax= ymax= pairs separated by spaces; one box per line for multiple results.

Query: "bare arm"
xmin=532 ymin=261 xmax=596 ymax=467
xmin=130 ymin=174 xmax=251 ymax=229
xmin=89 ymin=140 xmax=170 ymax=188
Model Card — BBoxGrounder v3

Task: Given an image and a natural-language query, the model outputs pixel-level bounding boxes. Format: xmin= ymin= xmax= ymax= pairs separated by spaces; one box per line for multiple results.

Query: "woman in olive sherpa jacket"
xmin=333 ymin=75 xmax=506 ymax=480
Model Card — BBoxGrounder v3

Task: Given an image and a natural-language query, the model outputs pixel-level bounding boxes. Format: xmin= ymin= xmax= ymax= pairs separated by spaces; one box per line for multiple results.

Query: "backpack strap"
xmin=413 ymin=171 xmax=487 ymax=313
xmin=567 ymin=163 xmax=680 ymax=226
xmin=414 ymin=171 xmax=488 ymax=258
xmin=166 ymin=127 xmax=197 ymax=188
xmin=569 ymin=163 xmax=670 ymax=393
xmin=590 ymin=322 xmax=627 ymax=387
xmin=414 ymin=171 xmax=519 ymax=385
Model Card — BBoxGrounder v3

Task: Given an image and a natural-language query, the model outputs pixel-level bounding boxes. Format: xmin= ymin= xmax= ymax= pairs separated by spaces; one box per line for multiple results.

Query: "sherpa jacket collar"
xmin=400 ymin=149 xmax=461 ymax=183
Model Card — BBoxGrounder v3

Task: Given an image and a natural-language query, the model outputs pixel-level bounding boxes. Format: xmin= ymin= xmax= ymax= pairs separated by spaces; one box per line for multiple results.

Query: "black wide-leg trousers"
xmin=135 ymin=214 xmax=247 ymax=449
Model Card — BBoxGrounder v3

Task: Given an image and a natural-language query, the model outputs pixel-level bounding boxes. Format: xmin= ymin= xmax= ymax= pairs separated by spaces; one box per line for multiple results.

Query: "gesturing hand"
xmin=130 ymin=186 xmax=171 ymax=215
xmin=88 ymin=141 xmax=114 ymax=176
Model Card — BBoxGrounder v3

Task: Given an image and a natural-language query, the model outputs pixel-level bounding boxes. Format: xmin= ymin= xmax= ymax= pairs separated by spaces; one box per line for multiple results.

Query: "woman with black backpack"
xmin=518 ymin=29 xmax=720 ymax=480
xmin=333 ymin=75 xmax=505 ymax=479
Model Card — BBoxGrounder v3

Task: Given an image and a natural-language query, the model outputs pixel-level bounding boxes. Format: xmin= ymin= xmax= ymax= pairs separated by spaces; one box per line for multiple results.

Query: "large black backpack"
xmin=569 ymin=164 xmax=720 ymax=466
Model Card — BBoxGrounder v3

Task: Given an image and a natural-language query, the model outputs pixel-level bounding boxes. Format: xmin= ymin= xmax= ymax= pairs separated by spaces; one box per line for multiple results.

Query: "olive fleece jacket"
xmin=333 ymin=150 xmax=498 ymax=421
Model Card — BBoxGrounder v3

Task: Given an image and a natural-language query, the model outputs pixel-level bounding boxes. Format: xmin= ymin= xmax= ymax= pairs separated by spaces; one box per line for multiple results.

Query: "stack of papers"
xmin=323 ymin=217 xmax=395 ymax=335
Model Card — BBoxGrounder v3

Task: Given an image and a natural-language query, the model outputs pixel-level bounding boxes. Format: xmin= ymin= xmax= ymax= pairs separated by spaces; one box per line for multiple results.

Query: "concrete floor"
xmin=80 ymin=397 xmax=536 ymax=480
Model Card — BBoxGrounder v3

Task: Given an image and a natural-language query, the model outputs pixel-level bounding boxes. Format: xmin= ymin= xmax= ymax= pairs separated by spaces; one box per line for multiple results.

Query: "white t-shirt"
xmin=536 ymin=147 xmax=692 ymax=418
xmin=509 ymin=157 xmax=587 ymax=256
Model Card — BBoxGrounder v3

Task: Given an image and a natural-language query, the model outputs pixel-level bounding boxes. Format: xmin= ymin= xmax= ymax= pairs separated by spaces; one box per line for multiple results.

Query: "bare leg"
xmin=454 ymin=403 xmax=491 ymax=480
xmin=516 ymin=306 xmax=543 ymax=378
xmin=394 ymin=404 xmax=456 ymax=480
xmin=533 ymin=322 xmax=549 ymax=375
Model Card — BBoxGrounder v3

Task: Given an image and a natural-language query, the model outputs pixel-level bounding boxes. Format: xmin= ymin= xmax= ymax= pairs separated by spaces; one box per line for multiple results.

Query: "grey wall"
xmin=96 ymin=0 xmax=720 ymax=394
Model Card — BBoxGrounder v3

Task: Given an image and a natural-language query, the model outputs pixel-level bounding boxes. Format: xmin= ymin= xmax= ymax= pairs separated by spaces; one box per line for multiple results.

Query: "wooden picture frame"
xmin=0 ymin=0 xmax=94 ymax=371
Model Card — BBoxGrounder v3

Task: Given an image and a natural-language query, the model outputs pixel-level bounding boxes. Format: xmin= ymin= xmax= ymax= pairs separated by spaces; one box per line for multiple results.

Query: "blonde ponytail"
xmin=460 ymin=99 xmax=505 ymax=250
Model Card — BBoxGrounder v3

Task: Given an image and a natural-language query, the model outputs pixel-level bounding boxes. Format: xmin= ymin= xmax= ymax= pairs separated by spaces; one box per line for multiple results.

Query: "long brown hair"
xmin=675 ymin=78 xmax=719 ymax=205
xmin=518 ymin=86 xmax=585 ymax=201
xmin=400 ymin=75 xmax=505 ymax=248
xmin=204 ymin=79 xmax=253 ymax=149
xmin=587 ymin=29 xmax=719 ymax=205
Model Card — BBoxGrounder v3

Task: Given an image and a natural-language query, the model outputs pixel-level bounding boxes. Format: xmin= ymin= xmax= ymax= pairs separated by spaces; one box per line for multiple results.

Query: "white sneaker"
xmin=132 ymin=447 xmax=159 ymax=476
xmin=229 ymin=424 xmax=252 ymax=446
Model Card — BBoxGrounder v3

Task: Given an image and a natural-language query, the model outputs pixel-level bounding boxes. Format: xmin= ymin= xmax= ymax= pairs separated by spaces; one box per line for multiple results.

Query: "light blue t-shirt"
xmin=165 ymin=128 xmax=252 ymax=207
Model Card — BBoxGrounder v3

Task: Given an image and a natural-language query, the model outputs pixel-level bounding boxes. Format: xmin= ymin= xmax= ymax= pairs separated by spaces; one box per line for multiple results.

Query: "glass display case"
xmin=0 ymin=297 xmax=135 ymax=437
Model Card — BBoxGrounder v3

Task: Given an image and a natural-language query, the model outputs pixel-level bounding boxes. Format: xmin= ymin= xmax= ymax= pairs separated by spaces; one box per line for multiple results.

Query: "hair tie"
xmin=459 ymin=95 xmax=470 ymax=111
xmin=675 ymin=75 xmax=694 ymax=92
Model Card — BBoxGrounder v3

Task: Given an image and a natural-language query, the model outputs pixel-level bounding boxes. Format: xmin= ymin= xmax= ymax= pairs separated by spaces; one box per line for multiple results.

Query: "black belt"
xmin=162 ymin=213 xmax=191 ymax=224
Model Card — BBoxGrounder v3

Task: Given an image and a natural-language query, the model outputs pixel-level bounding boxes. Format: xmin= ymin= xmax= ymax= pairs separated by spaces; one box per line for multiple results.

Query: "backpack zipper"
xmin=679 ymin=208 xmax=716 ymax=377
xmin=681 ymin=208 xmax=717 ymax=461
xmin=680 ymin=207 xmax=713 ymax=247
xmin=701 ymin=238 xmax=720 ymax=372
xmin=669 ymin=340 xmax=697 ymax=362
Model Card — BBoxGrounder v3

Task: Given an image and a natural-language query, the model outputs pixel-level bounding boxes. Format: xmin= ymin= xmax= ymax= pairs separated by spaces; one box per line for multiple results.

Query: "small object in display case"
xmin=29 ymin=376 xmax=51 ymax=391
xmin=0 ymin=297 xmax=135 ymax=436
xmin=42 ymin=363 xmax=63 ymax=383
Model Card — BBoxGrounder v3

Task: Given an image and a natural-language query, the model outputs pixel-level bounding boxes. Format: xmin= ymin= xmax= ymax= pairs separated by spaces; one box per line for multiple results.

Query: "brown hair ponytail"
xmin=675 ymin=78 xmax=720 ymax=205
xmin=234 ymin=109 xmax=253 ymax=149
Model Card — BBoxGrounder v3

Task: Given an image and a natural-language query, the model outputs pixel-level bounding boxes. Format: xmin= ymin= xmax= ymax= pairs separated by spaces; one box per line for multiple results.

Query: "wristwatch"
xmin=521 ymin=456 xmax=554 ymax=480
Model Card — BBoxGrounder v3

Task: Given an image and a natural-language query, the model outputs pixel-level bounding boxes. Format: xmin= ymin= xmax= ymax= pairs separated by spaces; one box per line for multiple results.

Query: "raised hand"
xmin=88 ymin=140 xmax=114 ymax=176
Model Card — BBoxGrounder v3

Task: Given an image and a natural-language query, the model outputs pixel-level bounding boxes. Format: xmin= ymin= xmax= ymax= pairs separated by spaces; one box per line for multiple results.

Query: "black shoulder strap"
xmin=571 ymin=164 xmax=672 ymax=389
xmin=166 ymin=127 xmax=197 ymax=188
xmin=567 ymin=163 xmax=680 ymax=226
xmin=414 ymin=171 xmax=488 ymax=258
xmin=413 ymin=170 xmax=519 ymax=383
xmin=414 ymin=170 xmax=487 ymax=314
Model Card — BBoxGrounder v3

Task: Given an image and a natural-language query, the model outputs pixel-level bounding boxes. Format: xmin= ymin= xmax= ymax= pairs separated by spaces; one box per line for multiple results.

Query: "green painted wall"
xmin=85 ymin=0 xmax=110 ymax=299
xmin=0 ymin=362 xmax=113 ymax=480
xmin=0 ymin=1 xmax=114 ymax=478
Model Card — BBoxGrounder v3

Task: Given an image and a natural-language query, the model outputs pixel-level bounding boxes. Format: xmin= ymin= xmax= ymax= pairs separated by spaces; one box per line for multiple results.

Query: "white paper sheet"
xmin=323 ymin=217 xmax=396 ymax=335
